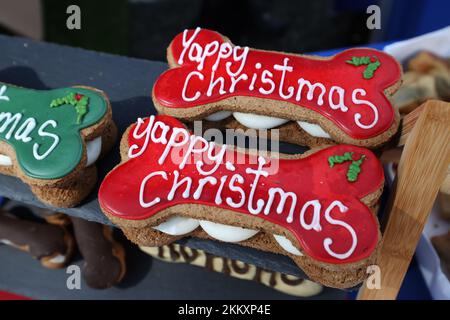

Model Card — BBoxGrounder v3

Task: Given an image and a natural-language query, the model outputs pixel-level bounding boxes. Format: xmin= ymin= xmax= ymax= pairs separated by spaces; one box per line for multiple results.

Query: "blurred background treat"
xmin=392 ymin=51 xmax=450 ymax=114
xmin=0 ymin=200 xmax=127 ymax=290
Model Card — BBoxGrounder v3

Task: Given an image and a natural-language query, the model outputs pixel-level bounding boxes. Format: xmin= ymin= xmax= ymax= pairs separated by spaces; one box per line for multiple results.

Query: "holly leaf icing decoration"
xmin=50 ymin=92 xmax=89 ymax=124
xmin=328 ymin=152 xmax=366 ymax=182
xmin=328 ymin=152 xmax=353 ymax=168
xmin=346 ymin=56 xmax=381 ymax=79
xmin=347 ymin=155 xmax=366 ymax=182
xmin=0 ymin=83 xmax=107 ymax=179
xmin=346 ymin=56 xmax=372 ymax=66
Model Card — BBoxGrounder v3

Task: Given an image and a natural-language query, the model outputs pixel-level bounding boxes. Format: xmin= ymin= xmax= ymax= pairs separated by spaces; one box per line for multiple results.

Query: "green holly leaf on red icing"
xmin=363 ymin=60 xmax=381 ymax=80
xmin=346 ymin=56 xmax=381 ymax=79
xmin=347 ymin=155 xmax=366 ymax=182
xmin=328 ymin=152 xmax=366 ymax=182
xmin=346 ymin=56 xmax=372 ymax=66
xmin=0 ymin=83 xmax=107 ymax=179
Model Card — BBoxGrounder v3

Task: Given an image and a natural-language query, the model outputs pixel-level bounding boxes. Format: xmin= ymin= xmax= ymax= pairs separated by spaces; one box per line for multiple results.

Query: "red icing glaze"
xmin=153 ymin=28 xmax=401 ymax=140
xmin=99 ymin=115 xmax=384 ymax=264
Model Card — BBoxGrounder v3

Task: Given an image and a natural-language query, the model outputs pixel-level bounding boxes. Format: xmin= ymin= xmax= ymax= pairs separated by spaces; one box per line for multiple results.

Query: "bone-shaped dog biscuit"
xmin=152 ymin=28 xmax=402 ymax=147
xmin=0 ymin=83 xmax=116 ymax=207
xmin=99 ymin=116 xmax=384 ymax=287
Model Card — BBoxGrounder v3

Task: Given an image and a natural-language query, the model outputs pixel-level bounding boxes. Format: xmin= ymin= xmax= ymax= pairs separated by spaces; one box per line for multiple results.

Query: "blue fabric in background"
xmin=382 ymin=0 xmax=450 ymax=41
xmin=335 ymin=0 xmax=450 ymax=42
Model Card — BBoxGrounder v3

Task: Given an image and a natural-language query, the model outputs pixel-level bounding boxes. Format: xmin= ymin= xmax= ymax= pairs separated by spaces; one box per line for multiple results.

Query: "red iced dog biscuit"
xmin=153 ymin=28 xmax=402 ymax=147
xmin=99 ymin=115 xmax=384 ymax=287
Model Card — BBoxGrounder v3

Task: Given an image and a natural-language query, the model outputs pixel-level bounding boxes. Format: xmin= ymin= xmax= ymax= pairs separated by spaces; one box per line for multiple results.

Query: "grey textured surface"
xmin=0 ymin=34 xmax=312 ymax=279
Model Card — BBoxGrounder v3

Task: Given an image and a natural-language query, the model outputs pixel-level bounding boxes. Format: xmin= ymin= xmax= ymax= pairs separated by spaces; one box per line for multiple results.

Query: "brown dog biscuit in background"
xmin=408 ymin=51 xmax=449 ymax=74
xmin=0 ymin=209 xmax=74 ymax=268
xmin=71 ymin=217 xmax=126 ymax=289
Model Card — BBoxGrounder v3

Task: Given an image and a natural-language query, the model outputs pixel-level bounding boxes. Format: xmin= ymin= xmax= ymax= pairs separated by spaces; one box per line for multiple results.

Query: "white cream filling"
xmin=204 ymin=111 xmax=331 ymax=139
xmin=85 ymin=136 xmax=102 ymax=167
xmin=48 ymin=254 xmax=66 ymax=264
xmin=0 ymin=137 xmax=102 ymax=167
xmin=205 ymin=111 xmax=232 ymax=121
xmin=0 ymin=155 xmax=12 ymax=166
xmin=153 ymin=216 xmax=200 ymax=236
xmin=273 ymin=235 xmax=303 ymax=256
xmin=232 ymin=112 xmax=289 ymax=129
xmin=152 ymin=217 xmax=303 ymax=256
xmin=297 ymin=121 xmax=331 ymax=139
xmin=199 ymin=220 xmax=259 ymax=242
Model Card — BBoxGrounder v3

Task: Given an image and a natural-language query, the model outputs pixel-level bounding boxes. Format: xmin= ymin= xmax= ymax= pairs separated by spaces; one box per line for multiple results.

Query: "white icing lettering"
xmin=264 ymin=187 xmax=297 ymax=223
xmin=167 ymin=170 xmax=192 ymax=200
xmin=329 ymin=86 xmax=349 ymax=112
xmin=226 ymin=46 xmax=249 ymax=77
xmin=180 ymin=135 xmax=209 ymax=169
xmin=274 ymin=58 xmax=295 ymax=99
xmin=0 ymin=112 xmax=22 ymax=139
xmin=182 ymin=71 xmax=204 ymax=102
xmin=300 ymin=200 xmax=322 ymax=232
xmin=245 ymin=156 xmax=269 ymax=215
xmin=193 ymin=176 xmax=218 ymax=200
xmin=296 ymin=78 xmax=326 ymax=105
xmin=128 ymin=116 xmax=155 ymax=158
xmin=229 ymin=73 xmax=248 ymax=93
xmin=207 ymin=72 xmax=226 ymax=97
xmin=14 ymin=118 xmax=36 ymax=143
xmin=196 ymin=143 xmax=227 ymax=175
xmin=259 ymin=70 xmax=275 ymax=95
xmin=226 ymin=174 xmax=245 ymax=208
xmin=32 ymin=120 xmax=60 ymax=160
xmin=215 ymin=175 xmax=228 ymax=205
xmin=0 ymin=85 xmax=10 ymax=101
xmin=140 ymin=171 xmax=168 ymax=207
xmin=323 ymin=200 xmax=357 ymax=260
xmin=159 ymin=127 xmax=190 ymax=165
xmin=178 ymin=27 xmax=201 ymax=65
xmin=352 ymin=88 xmax=379 ymax=129
xmin=175 ymin=30 xmax=383 ymax=132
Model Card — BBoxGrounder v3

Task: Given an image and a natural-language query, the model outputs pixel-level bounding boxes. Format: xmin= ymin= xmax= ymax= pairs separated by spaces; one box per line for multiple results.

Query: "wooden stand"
xmin=358 ymin=100 xmax=450 ymax=299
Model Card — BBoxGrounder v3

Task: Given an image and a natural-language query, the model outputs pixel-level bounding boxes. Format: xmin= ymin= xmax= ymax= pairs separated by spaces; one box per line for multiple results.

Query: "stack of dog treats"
xmin=0 ymin=84 xmax=125 ymax=289
xmin=98 ymin=28 xmax=404 ymax=290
